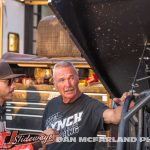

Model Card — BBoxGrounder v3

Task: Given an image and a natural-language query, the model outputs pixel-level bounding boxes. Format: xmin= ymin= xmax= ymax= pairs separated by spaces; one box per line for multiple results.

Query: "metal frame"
xmin=0 ymin=0 xmax=3 ymax=58
xmin=117 ymin=91 xmax=150 ymax=150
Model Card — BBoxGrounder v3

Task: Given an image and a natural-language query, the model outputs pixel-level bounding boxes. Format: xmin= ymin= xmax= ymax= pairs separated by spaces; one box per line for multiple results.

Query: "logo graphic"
xmin=46 ymin=111 xmax=83 ymax=137
xmin=0 ymin=131 xmax=56 ymax=149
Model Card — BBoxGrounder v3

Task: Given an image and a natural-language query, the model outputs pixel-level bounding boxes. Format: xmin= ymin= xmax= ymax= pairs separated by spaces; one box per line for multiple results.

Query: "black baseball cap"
xmin=0 ymin=61 xmax=25 ymax=80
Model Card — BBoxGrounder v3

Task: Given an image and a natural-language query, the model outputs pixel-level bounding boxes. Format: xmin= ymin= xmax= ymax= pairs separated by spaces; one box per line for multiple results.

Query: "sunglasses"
xmin=0 ymin=78 xmax=14 ymax=86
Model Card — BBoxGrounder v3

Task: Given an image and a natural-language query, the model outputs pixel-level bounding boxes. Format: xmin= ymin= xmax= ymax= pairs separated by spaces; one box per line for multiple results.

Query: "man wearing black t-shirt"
xmin=42 ymin=61 xmax=126 ymax=150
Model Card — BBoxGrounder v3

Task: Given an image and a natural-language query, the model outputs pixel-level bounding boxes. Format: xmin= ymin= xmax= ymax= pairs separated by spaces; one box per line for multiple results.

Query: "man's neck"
xmin=0 ymin=99 xmax=4 ymax=106
xmin=63 ymin=91 xmax=82 ymax=104
xmin=71 ymin=91 xmax=82 ymax=103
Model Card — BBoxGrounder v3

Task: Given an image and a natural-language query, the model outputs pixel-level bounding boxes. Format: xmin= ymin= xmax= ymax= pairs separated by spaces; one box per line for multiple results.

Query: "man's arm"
xmin=103 ymin=92 xmax=136 ymax=125
xmin=103 ymin=106 xmax=122 ymax=125
xmin=102 ymin=92 xmax=127 ymax=125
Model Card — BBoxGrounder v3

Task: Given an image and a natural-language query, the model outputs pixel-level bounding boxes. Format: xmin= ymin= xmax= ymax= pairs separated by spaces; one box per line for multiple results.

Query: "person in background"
xmin=0 ymin=61 xmax=24 ymax=132
xmin=0 ymin=61 xmax=36 ymax=150
xmin=41 ymin=61 xmax=130 ymax=150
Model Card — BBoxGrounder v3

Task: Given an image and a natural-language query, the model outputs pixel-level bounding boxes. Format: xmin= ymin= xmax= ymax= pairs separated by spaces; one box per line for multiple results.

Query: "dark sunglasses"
xmin=0 ymin=78 xmax=14 ymax=86
xmin=7 ymin=78 xmax=15 ymax=86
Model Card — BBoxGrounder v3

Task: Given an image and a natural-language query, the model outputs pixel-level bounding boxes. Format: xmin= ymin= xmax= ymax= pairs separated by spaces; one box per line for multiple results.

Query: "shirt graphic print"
xmin=45 ymin=111 xmax=83 ymax=137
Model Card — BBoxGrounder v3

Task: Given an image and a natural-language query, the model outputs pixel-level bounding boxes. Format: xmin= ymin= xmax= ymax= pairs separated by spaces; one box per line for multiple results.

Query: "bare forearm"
xmin=113 ymin=106 xmax=122 ymax=124
xmin=103 ymin=106 xmax=122 ymax=125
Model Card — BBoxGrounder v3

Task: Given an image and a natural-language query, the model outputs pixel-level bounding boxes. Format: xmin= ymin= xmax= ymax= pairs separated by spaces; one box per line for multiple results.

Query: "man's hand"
xmin=42 ymin=128 xmax=60 ymax=145
xmin=113 ymin=92 xmax=130 ymax=106
xmin=103 ymin=92 xmax=137 ymax=124
xmin=113 ymin=92 xmax=137 ymax=108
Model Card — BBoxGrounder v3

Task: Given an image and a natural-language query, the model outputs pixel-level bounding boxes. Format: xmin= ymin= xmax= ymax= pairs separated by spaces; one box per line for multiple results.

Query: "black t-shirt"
xmin=42 ymin=93 xmax=108 ymax=150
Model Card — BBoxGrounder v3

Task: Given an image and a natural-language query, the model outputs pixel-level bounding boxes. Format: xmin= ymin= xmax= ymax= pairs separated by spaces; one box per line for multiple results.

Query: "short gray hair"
xmin=53 ymin=61 xmax=78 ymax=77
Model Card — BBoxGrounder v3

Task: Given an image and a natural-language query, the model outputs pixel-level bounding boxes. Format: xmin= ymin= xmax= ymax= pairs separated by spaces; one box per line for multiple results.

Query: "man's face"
xmin=53 ymin=67 xmax=80 ymax=104
xmin=0 ymin=79 xmax=15 ymax=105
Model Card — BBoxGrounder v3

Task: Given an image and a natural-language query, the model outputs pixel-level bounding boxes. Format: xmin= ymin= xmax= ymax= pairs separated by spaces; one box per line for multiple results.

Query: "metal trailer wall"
xmin=2 ymin=0 xmax=25 ymax=54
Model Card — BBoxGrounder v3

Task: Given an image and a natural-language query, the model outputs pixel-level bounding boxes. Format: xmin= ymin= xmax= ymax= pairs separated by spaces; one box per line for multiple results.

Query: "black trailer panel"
xmin=49 ymin=0 xmax=150 ymax=97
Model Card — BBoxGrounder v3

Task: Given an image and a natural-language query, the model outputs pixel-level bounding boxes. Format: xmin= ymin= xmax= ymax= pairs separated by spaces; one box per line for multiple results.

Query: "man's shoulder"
xmin=83 ymin=95 xmax=109 ymax=121
xmin=83 ymin=94 xmax=101 ymax=103
xmin=83 ymin=94 xmax=108 ymax=108
xmin=47 ymin=95 xmax=61 ymax=106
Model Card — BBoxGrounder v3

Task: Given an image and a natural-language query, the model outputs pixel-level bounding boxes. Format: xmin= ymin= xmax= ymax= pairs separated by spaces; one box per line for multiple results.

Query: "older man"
xmin=42 ymin=61 xmax=127 ymax=150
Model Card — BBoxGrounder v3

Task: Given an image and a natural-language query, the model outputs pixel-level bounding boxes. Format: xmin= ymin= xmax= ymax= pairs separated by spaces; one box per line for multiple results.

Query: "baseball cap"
xmin=0 ymin=61 xmax=25 ymax=80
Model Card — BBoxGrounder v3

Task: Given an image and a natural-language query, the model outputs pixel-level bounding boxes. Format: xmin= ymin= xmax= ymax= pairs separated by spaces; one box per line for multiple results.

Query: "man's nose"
xmin=65 ymin=79 xmax=71 ymax=86
xmin=10 ymin=82 xmax=15 ymax=89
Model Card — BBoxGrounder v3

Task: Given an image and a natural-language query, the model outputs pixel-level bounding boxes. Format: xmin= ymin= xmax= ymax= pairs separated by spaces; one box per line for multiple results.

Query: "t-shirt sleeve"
xmin=91 ymin=100 xmax=108 ymax=131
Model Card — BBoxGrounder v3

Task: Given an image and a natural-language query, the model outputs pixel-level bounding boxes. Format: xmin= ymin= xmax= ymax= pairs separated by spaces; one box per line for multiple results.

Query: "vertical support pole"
xmin=0 ymin=0 xmax=3 ymax=58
